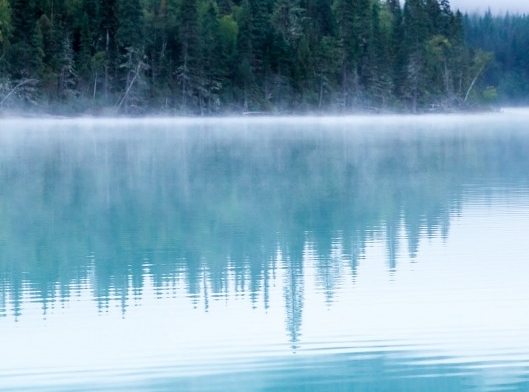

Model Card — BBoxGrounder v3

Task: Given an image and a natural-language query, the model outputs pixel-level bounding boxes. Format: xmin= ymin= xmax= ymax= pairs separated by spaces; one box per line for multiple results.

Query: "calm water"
xmin=1 ymin=112 xmax=529 ymax=391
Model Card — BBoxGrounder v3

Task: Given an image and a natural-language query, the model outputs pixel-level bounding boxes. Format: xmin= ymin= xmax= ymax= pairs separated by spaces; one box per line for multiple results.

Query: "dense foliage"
xmin=0 ymin=0 xmax=507 ymax=114
xmin=465 ymin=11 xmax=529 ymax=105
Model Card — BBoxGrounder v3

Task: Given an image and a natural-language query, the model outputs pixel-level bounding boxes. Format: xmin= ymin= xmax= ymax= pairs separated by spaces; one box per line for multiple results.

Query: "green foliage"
xmin=116 ymin=0 xmax=144 ymax=50
xmin=218 ymin=14 xmax=238 ymax=44
xmin=0 ymin=0 xmax=513 ymax=112
xmin=0 ymin=0 xmax=11 ymax=77
xmin=77 ymin=12 xmax=92 ymax=81
xmin=482 ymin=86 xmax=498 ymax=103
xmin=177 ymin=0 xmax=200 ymax=112
xmin=272 ymin=0 xmax=303 ymax=46
xmin=465 ymin=11 xmax=529 ymax=104
xmin=0 ymin=0 xmax=10 ymax=46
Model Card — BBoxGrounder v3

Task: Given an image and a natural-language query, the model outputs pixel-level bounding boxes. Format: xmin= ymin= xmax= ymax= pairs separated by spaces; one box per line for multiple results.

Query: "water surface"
xmin=1 ymin=112 xmax=529 ymax=391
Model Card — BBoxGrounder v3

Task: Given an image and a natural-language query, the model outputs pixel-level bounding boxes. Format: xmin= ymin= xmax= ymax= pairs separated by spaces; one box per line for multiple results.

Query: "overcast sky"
xmin=448 ymin=0 xmax=529 ymax=14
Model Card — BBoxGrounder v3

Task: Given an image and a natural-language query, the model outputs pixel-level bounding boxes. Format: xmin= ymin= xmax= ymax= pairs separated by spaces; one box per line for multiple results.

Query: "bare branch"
xmin=0 ymin=79 xmax=39 ymax=108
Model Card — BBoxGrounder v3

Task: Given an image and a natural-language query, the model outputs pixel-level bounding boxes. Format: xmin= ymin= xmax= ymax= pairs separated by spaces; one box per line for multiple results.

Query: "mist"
xmin=2 ymin=114 xmax=529 ymax=391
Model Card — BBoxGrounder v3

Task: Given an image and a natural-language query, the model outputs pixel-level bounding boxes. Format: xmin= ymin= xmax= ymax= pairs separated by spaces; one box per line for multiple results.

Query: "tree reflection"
xmin=1 ymin=120 xmax=529 ymax=346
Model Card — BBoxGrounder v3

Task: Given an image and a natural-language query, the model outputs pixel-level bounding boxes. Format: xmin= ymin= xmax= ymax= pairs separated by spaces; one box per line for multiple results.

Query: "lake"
xmin=1 ymin=112 xmax=529 ymax=391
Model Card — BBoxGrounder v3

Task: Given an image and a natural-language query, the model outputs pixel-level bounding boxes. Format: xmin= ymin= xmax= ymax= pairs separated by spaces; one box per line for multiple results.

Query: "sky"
xmin=449 ymin=0 xmax=529 ymax=14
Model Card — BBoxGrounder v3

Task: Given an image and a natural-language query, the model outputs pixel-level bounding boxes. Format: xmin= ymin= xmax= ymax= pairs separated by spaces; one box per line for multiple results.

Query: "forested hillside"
xmin=0 ymin=0 xmax=511 ymax=114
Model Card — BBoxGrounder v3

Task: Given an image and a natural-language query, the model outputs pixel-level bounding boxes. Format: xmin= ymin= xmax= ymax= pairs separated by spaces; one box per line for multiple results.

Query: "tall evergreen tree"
xmin=77 ymin=12 xmax=92 ymax=83
xmin=217 ymin=12 xmax=238 ymax=106
xmin=314 ymin=34 xmax=340 ymax=108
xmin=247 ymin=0 xmax=272 ymax=81
xmin=333 ymin=0 xmax=357 ymax=107
xmin=177 ymin=0 xmax=200 ymax=112
xmin=402 ymin=0 xmax=430 ymax=111
xmin=0 ymin=0 xmax=11 ymax=77
xmin=199 ymin=1 xmax=222 ymax=113
xmin=98 ymin=0 xmax=118 ymax=101
xmin=272 ymin=0 xmax=304 ymax=47
xmin=366 ymin=2 xmax=392 ymax=107
xmin=116 ymin=0 xmax=144 ymax=50
xmin=0 ymin=0 xmax=9 ymax=47
xmin=9 ymin=0 xmax=42 ymax=79
xmin=235 ymin=0 xmax=257 ymax=109
xmin=115 ymin=0 xmax=146 ymax=112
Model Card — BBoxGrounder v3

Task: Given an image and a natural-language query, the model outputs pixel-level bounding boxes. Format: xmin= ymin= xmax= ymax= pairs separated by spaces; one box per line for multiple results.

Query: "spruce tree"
xmin=234 ymin=0 xmax=255 ymax=109
xmin=353 ymin=0 xmax=373 ymax=97
xmin=366 ymin=2 xmax=392 ymax=107
xmin=0 ymin=0 xmax=10 ymax=46
xmin=272 ymin=0 xmax=304 ymax=47
xmin=81 ymin=0 xmax=100 ymax=40
xmin=9 ymin=0 xmax=41 ymax=79
xmin=247 ymin=0 xmax=272 ymax=80
xmin=177 ymin=0 xmax=199 ymax=112
xmin=99 ymin=0 xmax=118 ymax=101
xmin=314 ymin=35 xmax=340 ymax=108
xmin=77 ymin=13 xmax=92 ymax=80
xmin=387 ymin=0 xmax=406 ymax=102
xmin=115 ymin=0 xmax=145 ymax=111
xmin=0 ymin=0 xmax=11 ymax=76
xmin=199 ymin=1 xmax=222 ymax=113
xmin=308 ymin=0 xmax=334 ymax=38
xmin=217 ymin=13 xmax=238 ymax=106
xmin=57 ymin=34 xmax=76 ymax=100
xmin=116 ymin=0 xmax=144 ymax=51
xmin=402 ymin=0 xmax=429 ymax=111
xmin=334 ymin=0 xmax=357 ymax=107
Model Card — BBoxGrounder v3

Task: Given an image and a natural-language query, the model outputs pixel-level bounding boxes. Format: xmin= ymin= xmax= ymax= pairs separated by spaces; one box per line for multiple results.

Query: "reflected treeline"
xmin=1 ymin=120 xmax=529 ymax=342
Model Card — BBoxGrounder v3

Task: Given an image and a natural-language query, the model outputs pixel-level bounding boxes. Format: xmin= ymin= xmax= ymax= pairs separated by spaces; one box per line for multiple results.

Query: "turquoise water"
xmin=1 ymin=113 xmax=529 ymax=391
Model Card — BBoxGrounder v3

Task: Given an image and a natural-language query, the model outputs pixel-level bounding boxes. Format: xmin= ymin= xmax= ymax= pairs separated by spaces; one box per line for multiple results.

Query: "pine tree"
xmin=217 ymin=12 xmax=238 ymax=106
xmin=272 ymin=0 xmax=304 ymax=47
xmin=99 ymin=0 xmax=118 ymax=101
xmin=81 ymin=0 xmax=100 ymax=40
xmin=199 ymin=1 xmax=222 ymax=113
xmin=0 ymin=0 xmax=11 ymax=77
xmin=247 ymin=0 xmax=272 ymax=84
xmin=0 ymin=0 xmax=10 ymax=49
xmin=177 ymin=0 xmax=199 ymax=112
xmin=57 ymin=35 xmax=77 ymax=100
xmin=142 ymin=0 xmax=180 ymax=109
xmin=116 ymin=0 xmax=145 ymax=111
xmin=353 ymin=0 xmax=373 ymax=97
xmin=77 ymin=12 xmax=92 ymax=83
xmin=402 ymin=0 xmax=429 ymax=111
xmin=234 ymin=0 xmax=257 ymax=109
xmin=387 ymin=0 xmax=406 ymax=102
xmin=307 ymin=0 xmax=334 ymax=38
xmin=333 ymin=0 xmax=356 ymax=107
xmin=9 ymin=0 xmax=41 ymax=79
xmin=366 ymin=2 xmax=392 ymax=107
xmin=116 ymin=0 xmax=144 ymax=51
xmin=314 ymin=35 xmax=340 ymax=108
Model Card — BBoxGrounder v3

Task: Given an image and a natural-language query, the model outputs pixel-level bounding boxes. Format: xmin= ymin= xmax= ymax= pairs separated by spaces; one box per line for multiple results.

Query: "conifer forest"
xmin=0 ymin=0 xmax=527 ymax=114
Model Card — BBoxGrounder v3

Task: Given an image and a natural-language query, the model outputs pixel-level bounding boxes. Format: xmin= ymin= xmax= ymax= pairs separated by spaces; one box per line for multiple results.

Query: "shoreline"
xmin=0 ymin=105 xmax=505 ymax=120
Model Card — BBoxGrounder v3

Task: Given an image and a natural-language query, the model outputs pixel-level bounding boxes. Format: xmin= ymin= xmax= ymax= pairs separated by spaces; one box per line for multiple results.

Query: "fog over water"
xmin=1 ymin=111 xmax=529 ymax=391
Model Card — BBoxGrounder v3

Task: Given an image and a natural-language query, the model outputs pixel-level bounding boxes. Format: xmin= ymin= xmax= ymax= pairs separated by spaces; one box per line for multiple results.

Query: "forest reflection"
xmin=1 ymin=119 xmax=529 ymax=346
